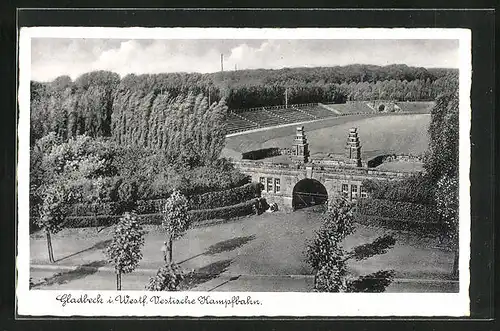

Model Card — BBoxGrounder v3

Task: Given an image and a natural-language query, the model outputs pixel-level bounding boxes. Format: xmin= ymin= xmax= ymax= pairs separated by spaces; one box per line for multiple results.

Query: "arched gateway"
xmin=292 ymin=178 xmax=328 ymax=210
xmin=233 ymin=126 xmax=416 ymax=211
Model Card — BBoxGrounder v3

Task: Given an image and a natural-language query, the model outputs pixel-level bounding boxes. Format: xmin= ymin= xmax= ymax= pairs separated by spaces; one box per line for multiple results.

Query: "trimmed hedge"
xmin=67 ymin=201 xmax=125 ymax=217
xmin=355 ymin=214 xmax=445 ymax=236
xmin=356 ymin=198 xmax=438 ymax=223
xmin=188 ymin=198 xmax=262 ymax=224
xmin=242 ymin=148 xmax=281 ymax=160
xmin=135 ymin=199 xmax=167 ymax=215
xmin=57 ymin=198 xmax=263 ymax=228
xmin=188 ymin=182 xmax=262 ymax=210
xmin=129 ymin=182 xmax=262 ymax=214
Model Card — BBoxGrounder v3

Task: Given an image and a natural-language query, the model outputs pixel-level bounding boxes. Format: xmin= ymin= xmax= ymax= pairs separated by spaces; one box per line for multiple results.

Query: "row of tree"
xmin=111 ymin=90 xmax=227 ymax=167
xmin=30 ymin=65 xmax=458 ymax=143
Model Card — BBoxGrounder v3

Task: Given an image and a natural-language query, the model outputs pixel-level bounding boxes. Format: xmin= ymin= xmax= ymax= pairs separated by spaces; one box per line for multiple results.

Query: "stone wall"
xmin=234 ymin=160 xmax=411 ymax=210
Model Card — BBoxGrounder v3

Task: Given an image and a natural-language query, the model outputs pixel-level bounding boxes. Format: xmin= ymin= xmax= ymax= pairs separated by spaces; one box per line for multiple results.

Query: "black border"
xmin=1 ymin=4 xmax=496 ymax=331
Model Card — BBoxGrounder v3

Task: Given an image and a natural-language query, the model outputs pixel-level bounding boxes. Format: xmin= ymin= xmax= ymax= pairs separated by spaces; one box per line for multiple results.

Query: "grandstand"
xmin=299 ymin=105 xmax=339 ymax=118
xmin=227 ymin=104 xmax=340 ymax=134
xmin=226 ymin=112 xmax=259 ymax=133
xmin=268 ymin=107 xmax=316 ymax=122
xmin=225 ymin=101 xmax=434 ymax=134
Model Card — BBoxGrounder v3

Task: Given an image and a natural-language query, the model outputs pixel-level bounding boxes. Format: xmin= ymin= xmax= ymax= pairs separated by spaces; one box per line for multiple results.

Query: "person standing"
xmin=160 ymin=241 xmax=169 ymax=263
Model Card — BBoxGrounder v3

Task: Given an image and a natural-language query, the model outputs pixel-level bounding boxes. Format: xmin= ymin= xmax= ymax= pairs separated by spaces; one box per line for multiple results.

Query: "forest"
xmin=30 ymin=64 xmax=458 ymax=144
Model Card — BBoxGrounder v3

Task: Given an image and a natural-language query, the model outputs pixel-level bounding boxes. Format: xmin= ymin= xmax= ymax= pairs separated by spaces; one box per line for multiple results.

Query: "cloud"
xmin=30 ymin=38 xmax=459 ymax=82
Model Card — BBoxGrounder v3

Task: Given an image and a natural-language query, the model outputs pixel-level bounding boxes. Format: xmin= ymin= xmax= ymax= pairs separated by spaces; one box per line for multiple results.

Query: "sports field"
xmin=223 ymin=113 xmax=430 ymax=161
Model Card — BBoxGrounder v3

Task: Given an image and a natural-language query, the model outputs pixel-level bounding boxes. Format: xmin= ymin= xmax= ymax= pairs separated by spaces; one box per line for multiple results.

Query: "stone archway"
xmin=292 ymin=178 xmax=328 ymax=210
xmin=378 ymin=104 xmax=386 ymax=112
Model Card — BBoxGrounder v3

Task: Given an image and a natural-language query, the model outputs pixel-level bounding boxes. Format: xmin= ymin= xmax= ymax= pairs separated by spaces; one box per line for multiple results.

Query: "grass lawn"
xmin=375 ymin=161 xmax=424 ymax=172
xmin=223 ymin=114 xmax=430 ymax=161
xmin=30 ymin=207 xmax=456 ymax=292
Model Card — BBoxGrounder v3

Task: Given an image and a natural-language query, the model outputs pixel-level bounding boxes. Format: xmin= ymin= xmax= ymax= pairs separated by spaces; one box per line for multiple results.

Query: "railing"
xmin=233 ymin=160 xmax=413 ymax=178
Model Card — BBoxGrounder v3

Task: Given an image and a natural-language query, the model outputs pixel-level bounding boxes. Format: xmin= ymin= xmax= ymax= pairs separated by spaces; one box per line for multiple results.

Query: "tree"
xmin=425 ymin=91 xmax=459 ymax=182
xmin=435 ymin=175 xmax=459 ymax=277
xmin=35 ymin=180 xmax=80 ymax=263
xmin=106 ymin=212 xmax=145 ymax=290
xmin=306 ymin=198 xmax=396 ymax=292
xmin=162 ymin=191 xmax=190 ymax=263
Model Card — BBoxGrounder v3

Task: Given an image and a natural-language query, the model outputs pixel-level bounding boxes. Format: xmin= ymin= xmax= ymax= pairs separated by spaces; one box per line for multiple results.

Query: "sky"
xmin=31 ymin=38 xmax=459 ymax=82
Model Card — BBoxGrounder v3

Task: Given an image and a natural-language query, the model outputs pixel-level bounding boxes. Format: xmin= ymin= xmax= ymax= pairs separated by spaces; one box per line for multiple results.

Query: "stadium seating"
xmin=226 ymin=112 xmax=259 ymax=133
xmin=296 ymin=106 xmax=338 ymax=118
xmin=268 ymin=107 xmax=316 ymax=122
xmin=226 ymin=104 xmax=343 ymax=134
xmin=238 ymin=109 xmax=283 ymax=127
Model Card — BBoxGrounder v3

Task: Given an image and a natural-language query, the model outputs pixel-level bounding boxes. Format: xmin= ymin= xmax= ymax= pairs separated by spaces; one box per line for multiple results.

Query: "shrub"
xmin=362 ymin=174 xmax=434 ymax=204
xmin=188 ymin=198 xmax=261 ymax=224
xmin=354 ymin=214 xmax=445 ymax=236
xmin=356 ymin=198 xmax=438 ymax=223
xmin=67 ymin=201 xmax=123 ymax=217
xmin=117 ymin=179 xmax=138 ymax=211
xmin=187 ymin=182 xmax=262 ymax=210
xmin=145 ymin=263 xmax=185 ymax=291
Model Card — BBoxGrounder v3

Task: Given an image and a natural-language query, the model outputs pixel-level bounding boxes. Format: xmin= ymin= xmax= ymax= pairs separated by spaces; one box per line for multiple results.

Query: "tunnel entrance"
xmin=292 ymin=179 xmax=328 ymax=210
xmin=378 ymin=104 xmax=386 ymax=112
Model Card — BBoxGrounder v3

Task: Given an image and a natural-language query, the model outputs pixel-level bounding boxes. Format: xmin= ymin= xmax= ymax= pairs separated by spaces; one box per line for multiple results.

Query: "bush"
xmin=242 ymin=148 xmax=281 ymax=160
xmin=67 ymin=201 xmax=123 ymax=217
xmin=117 ymin=179 xmax=138 ymax=210
xmin=354 ymin=214 xmax=445 ymax=236
xmin=145 ymin=263 xmax=185 ymax=291
xmin=188 ymin=182 xmax=262 ymax=210
xmin=133 ymin=182 xmax=262 ymax=214
xmin=362 ymin=174 xmax=435 ymax=205
xmin=356 ymin=198 xmax=438 ymax=223
xmin=188 ymin=198 xmax=261 ymax=223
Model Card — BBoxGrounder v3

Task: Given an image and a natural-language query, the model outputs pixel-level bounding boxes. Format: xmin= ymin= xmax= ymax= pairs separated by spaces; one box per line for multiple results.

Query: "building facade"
xmin=233 ymin=126 xmax=417 ymax=210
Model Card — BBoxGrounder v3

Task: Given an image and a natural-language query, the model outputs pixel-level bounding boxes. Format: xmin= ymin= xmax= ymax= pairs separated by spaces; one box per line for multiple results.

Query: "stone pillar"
xmin=345 ymin=127 xmax=362 ymax=167
xmin=291 ymin=126 xmax=310 ymax=163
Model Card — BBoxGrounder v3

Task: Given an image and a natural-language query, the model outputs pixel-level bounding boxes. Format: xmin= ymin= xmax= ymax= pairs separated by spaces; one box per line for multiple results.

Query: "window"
xmin=260 ymin=177 xmax=266 ymax=190
xmin=267 ymin=178 xmax=273 ymax=193
xmin=351 ymin=185 xmax=358 ymax=199
xmin=274 ymin=178 xmax=281 ymax=193
xmin=341 ymin=184 xmax=349 ymax=198
xmin=361 ymin=186 xmax=368 ymax=198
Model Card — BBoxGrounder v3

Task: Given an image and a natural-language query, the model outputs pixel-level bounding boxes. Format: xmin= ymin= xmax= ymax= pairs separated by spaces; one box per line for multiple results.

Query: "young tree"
xmin=435 ymin=175 xmax=459 ymax=277
xmin=306 ymin=198 xmax=396 ymax=292
xmin=35 ymin=180 xmax=80 ymax=263
xmin=106 ymin=212 xmax=145 ymax=290
xmin=162 ymin=191 xmax=190 ymax=263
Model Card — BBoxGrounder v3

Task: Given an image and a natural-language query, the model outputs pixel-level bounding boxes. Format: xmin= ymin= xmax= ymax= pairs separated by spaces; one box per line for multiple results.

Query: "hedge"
xmin=188 ymin=198 xmax=262 ymax=224
xmin=131 ymin=182 xmax=262 ymax=214
xmin=356 ymin=198 xmax=438 ymax=223
xmin=54 ymin=198 xmax=263 ymax=228
xmin=188 ymin=182 xmax=262 ymax=210
xmin=242 ymin=148 xmax=281 ymax=160
xmin=355 ymin=214 xmax=445 ymax=236
xmin=67 ymin=201 xmax=126 ymax=217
